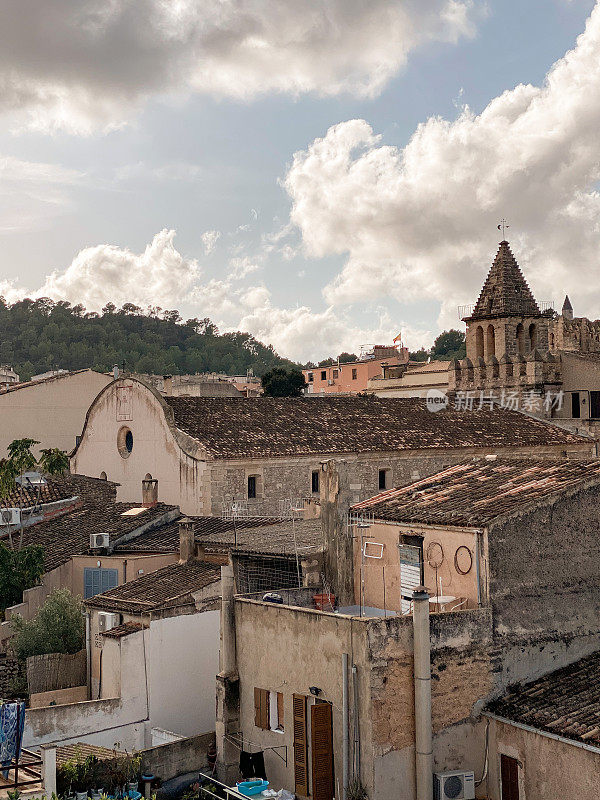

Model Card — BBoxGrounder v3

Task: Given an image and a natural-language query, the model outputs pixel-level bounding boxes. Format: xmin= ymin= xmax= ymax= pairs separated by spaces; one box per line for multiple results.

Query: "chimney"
xmin=412 ymin=586 xmax=433 ymax=800
xmin=113 ymin=364 xmax=119 ymax=380
xmin=142 ymin=478 xmax=158 ymax=506
xmin=179 ymin=517 xmax=195 ymax=562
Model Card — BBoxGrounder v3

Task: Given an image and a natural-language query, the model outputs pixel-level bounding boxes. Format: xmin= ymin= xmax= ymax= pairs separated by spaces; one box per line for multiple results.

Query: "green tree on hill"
xmin=0 ymin=297 xmax=296 ymax=380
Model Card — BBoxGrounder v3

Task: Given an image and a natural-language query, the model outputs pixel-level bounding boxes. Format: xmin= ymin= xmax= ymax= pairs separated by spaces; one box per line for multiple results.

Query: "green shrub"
xmin=12 ymin=589 xmax=84 ymax=660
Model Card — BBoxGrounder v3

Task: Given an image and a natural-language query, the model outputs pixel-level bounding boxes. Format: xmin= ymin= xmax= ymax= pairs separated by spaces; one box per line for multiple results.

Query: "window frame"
xmin=351 ymin=368 xmax=358 ymax=380
xmin=311 ymin=470 xmax=320 ymax=494
xmin=320 ymin=370 xmax=327 ymax=381
xmin=84 ymin=567 xmax=119 ymax=599
xmin=247 ymin=475 xmax=257 ymax=499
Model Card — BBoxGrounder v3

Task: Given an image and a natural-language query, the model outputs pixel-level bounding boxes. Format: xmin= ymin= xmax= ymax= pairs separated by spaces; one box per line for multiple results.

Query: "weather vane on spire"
xmin=497 ymin=219 xmax=509 ymax=238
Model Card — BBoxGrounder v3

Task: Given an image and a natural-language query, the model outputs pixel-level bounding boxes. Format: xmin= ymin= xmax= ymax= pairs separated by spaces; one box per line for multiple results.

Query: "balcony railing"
xmin=458 ymin=300 xmax=554 ymax=320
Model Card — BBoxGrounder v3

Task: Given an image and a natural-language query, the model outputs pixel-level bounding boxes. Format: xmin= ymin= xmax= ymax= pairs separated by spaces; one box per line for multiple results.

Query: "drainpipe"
xmin=221 ymin=564 xmax=236 ymax=675
xmin=412 ymin=587 xmax=433 ymax=800
xmin=342 ymin=653 xmax=349 ymax=800
xmin=85 ymin=611 xmax=92 ymax=700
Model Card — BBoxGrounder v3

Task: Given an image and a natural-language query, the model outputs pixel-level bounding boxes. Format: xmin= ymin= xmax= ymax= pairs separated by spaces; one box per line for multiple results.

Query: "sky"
xmin=0 ymin=0 xmax=598 ymax=362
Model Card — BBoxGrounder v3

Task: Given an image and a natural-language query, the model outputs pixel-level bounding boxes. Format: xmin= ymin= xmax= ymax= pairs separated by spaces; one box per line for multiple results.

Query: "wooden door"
xmin=293 ymin=694 xmax=309 ymax=797
xmin=500 ymin=754 xmax=520 ymax=800
xmin=311 ymin=702 xmax=334 ymax=800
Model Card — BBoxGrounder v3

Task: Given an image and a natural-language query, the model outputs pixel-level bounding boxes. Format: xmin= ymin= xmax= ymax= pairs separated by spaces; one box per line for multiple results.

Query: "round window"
xmin=117 ymin=427 xmax=134 ymax=459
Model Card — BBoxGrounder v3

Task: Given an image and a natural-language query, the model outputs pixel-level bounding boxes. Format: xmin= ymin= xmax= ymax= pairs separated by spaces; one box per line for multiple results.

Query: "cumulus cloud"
xmin=0 ymin=228 xmax=429 ymax=360
xmin=0 ymin=230 xmax=199 ymax=310
xmin=0 ymin=0 xmax=479 ymax=132
xmin=201 ymin=230 xmax=221 ymax=255
xmin=284 ymin=2 xmax=600 ymax=328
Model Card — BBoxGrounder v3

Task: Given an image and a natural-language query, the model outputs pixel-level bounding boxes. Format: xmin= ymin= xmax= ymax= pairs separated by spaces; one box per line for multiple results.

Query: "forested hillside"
xmin=0 ymin=298 xmax=294 ymax=380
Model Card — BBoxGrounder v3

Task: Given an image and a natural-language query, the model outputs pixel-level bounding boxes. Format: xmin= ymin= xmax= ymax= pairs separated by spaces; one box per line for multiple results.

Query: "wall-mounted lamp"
xmin=309 ymin=686 xmax=322 ymax=697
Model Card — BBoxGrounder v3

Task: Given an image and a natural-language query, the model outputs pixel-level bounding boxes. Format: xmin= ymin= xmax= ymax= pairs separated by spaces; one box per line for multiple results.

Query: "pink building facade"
xmin=303 ymin=346 xmax=408 ymax=394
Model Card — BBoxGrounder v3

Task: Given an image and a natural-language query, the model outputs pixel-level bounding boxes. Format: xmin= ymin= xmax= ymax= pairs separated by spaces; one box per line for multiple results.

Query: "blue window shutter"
xmin=84 ymin=568 xmax=94 ymax=599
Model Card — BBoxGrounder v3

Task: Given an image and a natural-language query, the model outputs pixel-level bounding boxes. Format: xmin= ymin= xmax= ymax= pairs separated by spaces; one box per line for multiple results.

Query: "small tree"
xmin=12 ymin=589 xmax=85 ymax=660
xmin=431 ymin=329 xmax=466 ymax=360
xmin=38 ymin=448 xmax=70 ymax=475
xmin=0 ymin=543 xmax=45 ymax=614
xmin=261 ymin=367 xmax=307 ymax=397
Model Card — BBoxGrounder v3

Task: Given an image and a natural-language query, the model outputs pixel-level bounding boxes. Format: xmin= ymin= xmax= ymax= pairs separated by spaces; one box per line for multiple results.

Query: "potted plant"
xmin=88 ymin=757 xmax=104 ymax=800
xmin=59 ymin=758 xmax=79 ymax=798
xmin=72 ymin=756 xmax=91 ymax=800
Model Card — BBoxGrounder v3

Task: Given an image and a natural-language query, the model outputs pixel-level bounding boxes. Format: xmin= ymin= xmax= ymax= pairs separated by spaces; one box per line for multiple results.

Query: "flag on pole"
xmin=393 ymin=332 xmax=402 ymax=343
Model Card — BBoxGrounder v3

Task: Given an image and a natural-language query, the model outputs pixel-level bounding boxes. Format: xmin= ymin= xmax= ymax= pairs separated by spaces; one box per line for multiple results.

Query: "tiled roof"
xmin=56 ymin=743 xmax=116 ymax=765
xmin=85 ymin=560 xmax=221 ymax=613
xmin=469 ymin=240 xmax=541 ymax=320
xmin=351 ymin=458 xmax=600 ymax=527
xmin=488 ymin=650 xmax=600 ymax=747
xmin=101 ymin=621 xmax=146 ymax=639
xmin=114 ymin=515 xmax=322 ymax=556
xmin=163 ymin=396 xmax=584 ymax=460
xmin=0 ymin=474 xmax=83 ymax=509
xmin=0 ymin=368 xmax=104 ymax=396
xmin=17 ymin=495 xmax=178 ymax=573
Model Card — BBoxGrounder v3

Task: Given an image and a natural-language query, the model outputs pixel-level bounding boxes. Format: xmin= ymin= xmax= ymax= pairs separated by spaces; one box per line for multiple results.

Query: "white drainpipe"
xmin=412 ymin=587 xmax=433 ymax=800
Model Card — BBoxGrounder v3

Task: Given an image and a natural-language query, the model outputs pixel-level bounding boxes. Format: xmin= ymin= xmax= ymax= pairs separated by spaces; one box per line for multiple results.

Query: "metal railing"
xmin=458 ymin=300 xmax=554 ymax=319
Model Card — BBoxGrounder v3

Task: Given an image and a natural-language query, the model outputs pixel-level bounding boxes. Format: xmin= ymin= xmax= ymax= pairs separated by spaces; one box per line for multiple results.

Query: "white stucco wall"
xmin=147 ymin=611 xmax=219 ymax=736
xmin=71 ymin=378 xmax=207 ymax=513
xmin=0 ymin=370 xmax=111 ymax=457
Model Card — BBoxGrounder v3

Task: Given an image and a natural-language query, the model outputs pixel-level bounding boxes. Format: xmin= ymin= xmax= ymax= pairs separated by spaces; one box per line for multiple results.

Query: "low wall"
xmin=140 ymin=732 xmax=215 ymax=781
xmin=27 ymin=649 xmax=87 ymax=694
xmin=30 ymin=685 xmax=88 ymax=709
xmin=23 ymin=697 xmax=147 ymax=751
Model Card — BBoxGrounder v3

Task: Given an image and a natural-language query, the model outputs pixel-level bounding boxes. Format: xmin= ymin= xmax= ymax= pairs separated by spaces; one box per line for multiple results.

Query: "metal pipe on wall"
xmin=412 ymin=587 xmax=433 ymax=800
xmin=352 ymin=664 xmax=360 ymax=779
xmin=342 ymin=653 xmax=349 ymax=800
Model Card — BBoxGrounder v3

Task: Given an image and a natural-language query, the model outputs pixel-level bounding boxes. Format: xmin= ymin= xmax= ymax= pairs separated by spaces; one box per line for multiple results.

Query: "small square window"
xmin=321 ymin=371 xmax=327 ymax=380
xmin=312 ymin=470 xmax=320 ymax=494
xmin=352 ymin=368 xmax=358 ymax=380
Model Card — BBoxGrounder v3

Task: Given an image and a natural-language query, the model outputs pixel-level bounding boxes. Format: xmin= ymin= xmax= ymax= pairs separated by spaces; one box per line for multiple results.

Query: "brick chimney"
xmin=142 ymin=478 xmax=158 ymax=506
xmin=179 ymin=517 xmax=195 ymax=562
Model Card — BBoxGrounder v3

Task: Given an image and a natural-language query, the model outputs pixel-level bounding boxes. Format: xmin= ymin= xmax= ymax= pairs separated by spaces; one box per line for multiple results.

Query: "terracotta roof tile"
xmin=115 ymin=515 xmax=322 ymax=556
xmin=101 ymin=621 xmax=146 ymax=639
xmin=84 ymin=560 xmax=221 ymax=613
xmin=488 ymin=650 xmax=600 ymax=747
xmin=163 ymin=396 xmax=584 ymax=460
xmin=352 ymin=458 xmax=600 ymax=527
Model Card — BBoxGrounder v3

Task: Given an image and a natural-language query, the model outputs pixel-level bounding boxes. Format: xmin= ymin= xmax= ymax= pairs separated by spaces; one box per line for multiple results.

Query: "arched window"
xmin=516 ymin=323 xmax=525 ymax=355
xmin=475 ymin=326 xmax=484 ymax=359
xmin=486 ymin=325 xmax=496 ymax=358
xmin=529 ymin=323 xmax=537 ymax=351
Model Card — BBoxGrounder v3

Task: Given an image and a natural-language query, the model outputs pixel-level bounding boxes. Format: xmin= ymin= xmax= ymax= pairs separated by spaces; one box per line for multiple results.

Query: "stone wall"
xmin=140 ymin=731 xmax=214 ymax=782
xmin=0 ymin=653 xmax=25 ymax=698
xmin=487 ymin=482 xmax=600 ymax=688
xmin=207 ymin=445 xmax=588 ymax=517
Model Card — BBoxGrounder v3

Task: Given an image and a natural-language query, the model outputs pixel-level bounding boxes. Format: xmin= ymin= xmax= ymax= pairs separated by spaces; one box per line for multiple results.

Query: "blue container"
xmin=236 ymin=780 xmax=269 ymax=796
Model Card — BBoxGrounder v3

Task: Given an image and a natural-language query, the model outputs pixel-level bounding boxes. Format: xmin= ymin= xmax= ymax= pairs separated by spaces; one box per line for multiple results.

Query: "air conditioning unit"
xmin=90 ymin=533 xmax=110 ymax=550
xmin=328 ymin=379 xmax=334 ymax=385
xmin=97 ymin=612 xmax=121 ymax=633
xmin=0 ymin=508 xmax=20 ymax=525
xmin=434 ymin=771 xmax=475 ymax=800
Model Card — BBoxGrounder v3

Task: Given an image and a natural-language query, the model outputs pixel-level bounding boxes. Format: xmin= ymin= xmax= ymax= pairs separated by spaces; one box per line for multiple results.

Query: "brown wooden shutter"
xmin=293 ymin=694 xmax=308 ymax=797
xmin=254 ymin=688 xmax=269 ymax=730
xmin=311 ymin=703 xmax=334 ymax=800
xmin=277 ymin=692 xmax=284 ymax=729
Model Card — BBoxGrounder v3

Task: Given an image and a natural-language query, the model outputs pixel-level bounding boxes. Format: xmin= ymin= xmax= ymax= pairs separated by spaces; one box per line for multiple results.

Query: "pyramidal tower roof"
xmin=469 ymin=240 xmax=541 ymax=320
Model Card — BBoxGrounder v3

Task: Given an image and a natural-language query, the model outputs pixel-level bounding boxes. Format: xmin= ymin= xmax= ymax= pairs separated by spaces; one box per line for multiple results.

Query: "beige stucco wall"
xmin=71 ymin=378 xmax=208 ymax=513
xmin=353 ymin=522 xmax=481 ymax=613
xmin=0 ymin=370 xmax=111 ymax=457
xmin=233 ymin=599 xmax=493 ymax=800
xmin=486 ymin=716 xmax=600 ymax=800
xmin=234 ymin=599 xmax=374 ymax=798
xmin=98 ymin=612 xmax=220 ymax=737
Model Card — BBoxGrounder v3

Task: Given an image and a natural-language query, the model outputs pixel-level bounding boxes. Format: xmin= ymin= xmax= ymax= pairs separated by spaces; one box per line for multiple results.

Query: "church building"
xmin=449 ymin=238 xmax=600 ymax=437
